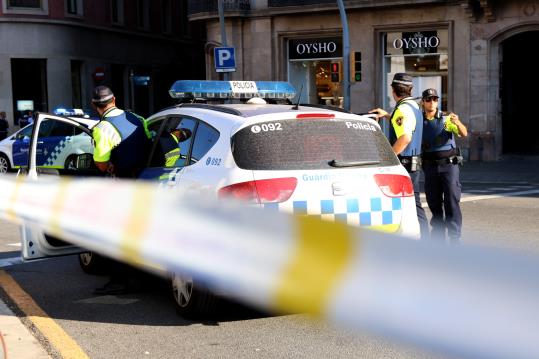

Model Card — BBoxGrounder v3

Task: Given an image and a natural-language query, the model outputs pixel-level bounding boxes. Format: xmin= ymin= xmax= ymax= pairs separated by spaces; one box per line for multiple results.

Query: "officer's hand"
xmin=106 ymin=163 xmax=115 ymax=174
xmin=369 ymin=108 xmax=388 ymax=121
xmin=448 ymin=113 xmax=461 ymax=125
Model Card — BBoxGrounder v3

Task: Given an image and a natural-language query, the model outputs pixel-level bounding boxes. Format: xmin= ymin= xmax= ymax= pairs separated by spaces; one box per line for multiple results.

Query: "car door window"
xmin=190 ymin=122 xmax=220 ymax=165
xmin=149 ymin=116 xmax=197 ymax=168
xmin=36 ymin=118 xmax=94 ymax=170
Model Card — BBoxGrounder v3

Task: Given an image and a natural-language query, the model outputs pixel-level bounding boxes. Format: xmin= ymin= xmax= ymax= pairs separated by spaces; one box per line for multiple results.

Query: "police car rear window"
xmin=232 ymin=118 xmax=399 ymax=170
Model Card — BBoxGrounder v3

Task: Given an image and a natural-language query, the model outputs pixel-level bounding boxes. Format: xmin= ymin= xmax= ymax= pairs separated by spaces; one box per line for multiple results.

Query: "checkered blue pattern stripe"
xmin=264 ymin=197 xmax=403 ymax=227
xmin=44 ymin=137 xmax=71 ymax=166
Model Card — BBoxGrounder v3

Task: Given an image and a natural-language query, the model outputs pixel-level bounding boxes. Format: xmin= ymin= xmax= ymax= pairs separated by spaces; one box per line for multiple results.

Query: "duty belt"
xmin=399 ymin=155 xmax=422 ymax=172
xmin=422 ymin=155 xmax=463 ymax=166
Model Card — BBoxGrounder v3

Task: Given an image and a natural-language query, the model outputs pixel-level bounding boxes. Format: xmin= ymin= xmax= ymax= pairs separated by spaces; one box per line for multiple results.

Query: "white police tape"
xmin=1 ymin=174 xmax=538 ymax=359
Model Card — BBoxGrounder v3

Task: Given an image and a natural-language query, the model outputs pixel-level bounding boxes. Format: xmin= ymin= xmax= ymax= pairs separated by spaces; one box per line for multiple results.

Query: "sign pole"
xmin=218 ymin=0 xmax=229 ymax=81
xmin=336 ymin=0 xmax=350 ymax=111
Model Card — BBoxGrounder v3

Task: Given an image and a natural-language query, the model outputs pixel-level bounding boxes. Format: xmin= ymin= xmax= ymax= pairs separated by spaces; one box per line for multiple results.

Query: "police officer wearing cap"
xmin=91 ymin=85 xmax=149 ymax=178
xmin=421 ymin=88 xmax=468 ymax=243
xmin=91 ymin=86 xmax=150 ymax=295
xmin=370 ymin=73 xmax=429 ymax=239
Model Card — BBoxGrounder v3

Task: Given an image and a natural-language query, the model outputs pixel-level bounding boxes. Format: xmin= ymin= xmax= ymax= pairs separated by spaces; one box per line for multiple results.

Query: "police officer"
xmin=160 ymin=128 xmax=191 ymax=167
xmin=421 ymin=88 xmax=468 ymax=243
xmin=369 ymin=73 xmax=429 ymax=239
xmin=91 ymin=85 xmax=149 ymax=178
xmin=91 ymin=86 xmax=150 ymax=295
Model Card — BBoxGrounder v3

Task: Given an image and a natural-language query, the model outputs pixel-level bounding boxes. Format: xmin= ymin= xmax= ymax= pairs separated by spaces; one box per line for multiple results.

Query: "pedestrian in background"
xmin=0 ymin=111 xmax=8 ymax=140
xmin=90 ymin=85 xmax=150 ymax=294
xmin=421 ymin=88 xmax=468 ymax=243
xmin=369 ymin=73 xmax=429 ymax=239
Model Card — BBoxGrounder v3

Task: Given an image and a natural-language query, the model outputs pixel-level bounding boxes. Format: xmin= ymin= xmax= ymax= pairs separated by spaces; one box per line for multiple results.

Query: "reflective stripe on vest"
xmin=422 ymin=111 xmax=456 ymax=152
xmin=388 ymin=98 xmax=423 ymax=156
xmin=164 ymin=133 xmax=180 ymax=167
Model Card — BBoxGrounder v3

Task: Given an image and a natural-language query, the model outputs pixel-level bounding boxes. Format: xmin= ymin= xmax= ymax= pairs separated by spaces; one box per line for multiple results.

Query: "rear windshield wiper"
xmin=329 ymin=160 xmax=381 ymax=168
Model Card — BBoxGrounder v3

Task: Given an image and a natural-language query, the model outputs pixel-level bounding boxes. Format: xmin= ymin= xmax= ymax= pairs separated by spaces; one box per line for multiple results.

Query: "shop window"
xmin=382 ymin=29 xmax=449 ymax=112
xmin=4 ymin=0 xmax=48 ymax=14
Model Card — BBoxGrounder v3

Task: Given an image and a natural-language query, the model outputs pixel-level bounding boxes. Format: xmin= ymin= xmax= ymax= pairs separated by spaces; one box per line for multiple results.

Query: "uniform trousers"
xmin=423 ymin=163 xmax=462 ymax=242
xmin=409 ymin=170 xmax=429 ymax=240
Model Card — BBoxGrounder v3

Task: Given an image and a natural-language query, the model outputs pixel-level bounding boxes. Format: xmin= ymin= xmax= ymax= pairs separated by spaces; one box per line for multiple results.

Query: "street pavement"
xmin=0 ymin=158 xmax=538 ymax=358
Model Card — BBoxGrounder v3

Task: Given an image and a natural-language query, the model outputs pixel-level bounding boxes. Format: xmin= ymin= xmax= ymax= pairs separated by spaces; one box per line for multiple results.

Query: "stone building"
xmin=189 ymin=0 xmax=539 ymax=160
xmin=0 ymin=0 xmax=205 ymax=126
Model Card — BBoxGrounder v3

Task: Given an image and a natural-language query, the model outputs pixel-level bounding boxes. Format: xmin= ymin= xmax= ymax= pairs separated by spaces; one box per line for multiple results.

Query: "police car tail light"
xmin=296 ymin=113 xmax=335 ymax=119
xmin=374 ymin=174 xmax=414 ymax=197
xmin=218 ymin=177 xmax=297 ymax=204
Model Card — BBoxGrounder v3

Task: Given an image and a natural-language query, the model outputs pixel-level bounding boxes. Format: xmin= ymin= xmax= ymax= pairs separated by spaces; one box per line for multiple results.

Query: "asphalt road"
xmin=1 ymin=180 xmax=538 ymax=359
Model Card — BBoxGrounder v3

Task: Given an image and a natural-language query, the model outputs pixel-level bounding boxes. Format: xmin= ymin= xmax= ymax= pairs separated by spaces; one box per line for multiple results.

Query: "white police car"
xmin=19 ymin=81 xmax=420 ymax=317
xmin=0 ymin=110 xmax=97 ymax=174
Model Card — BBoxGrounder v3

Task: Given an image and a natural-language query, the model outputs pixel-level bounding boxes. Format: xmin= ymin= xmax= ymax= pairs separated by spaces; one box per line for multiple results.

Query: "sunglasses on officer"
xmin=424 ymin=97 xmax=439 ymax=102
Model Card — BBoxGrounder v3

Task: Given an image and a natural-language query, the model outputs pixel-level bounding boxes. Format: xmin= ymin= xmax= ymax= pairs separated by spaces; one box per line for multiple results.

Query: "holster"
xmin=399 ymin=155 xmax=422 ymax=172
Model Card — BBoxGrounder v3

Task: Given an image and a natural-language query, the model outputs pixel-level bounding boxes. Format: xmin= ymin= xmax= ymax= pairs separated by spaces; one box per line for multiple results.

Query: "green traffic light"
xmin=355 ymin=72 xmax=362 ymax=82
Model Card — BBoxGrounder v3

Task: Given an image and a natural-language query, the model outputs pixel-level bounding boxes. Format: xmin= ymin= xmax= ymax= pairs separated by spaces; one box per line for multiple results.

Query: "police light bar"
xmin=53 ymin=108 xmax=87 ymax=117
xmin=169 ymin=80 xmax=296 ymax=100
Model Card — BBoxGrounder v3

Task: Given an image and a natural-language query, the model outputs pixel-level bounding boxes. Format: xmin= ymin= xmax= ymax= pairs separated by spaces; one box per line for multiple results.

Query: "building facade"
xmin=189 ymin=0 xmax=539 ymax=160
xmin=1 ymin=0 xmax=205 ymax=127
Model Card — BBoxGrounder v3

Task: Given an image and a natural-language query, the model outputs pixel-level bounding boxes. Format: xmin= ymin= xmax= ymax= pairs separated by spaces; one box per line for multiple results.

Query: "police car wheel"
xmin=0 ymin=154 xmax=10 ymax=173
xmin=171 ymin=273 xmax=218 ymax=318
xmin=78 ymin=252 xmax=110 ymax=275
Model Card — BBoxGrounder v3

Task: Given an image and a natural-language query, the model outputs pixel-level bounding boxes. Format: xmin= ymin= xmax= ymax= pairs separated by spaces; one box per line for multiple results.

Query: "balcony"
xmin=188 ymin=0 xmax=251 ymax=20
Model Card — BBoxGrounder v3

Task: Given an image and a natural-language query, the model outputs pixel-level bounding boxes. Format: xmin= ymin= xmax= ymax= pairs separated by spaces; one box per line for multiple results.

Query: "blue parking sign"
xmin=214 ymin=47 xmax=236 ymax=73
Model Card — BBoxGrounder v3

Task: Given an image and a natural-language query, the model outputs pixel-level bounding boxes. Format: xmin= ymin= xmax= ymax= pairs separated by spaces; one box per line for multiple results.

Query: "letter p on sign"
xmin=214 ymin=47 xmax=236 ymax=73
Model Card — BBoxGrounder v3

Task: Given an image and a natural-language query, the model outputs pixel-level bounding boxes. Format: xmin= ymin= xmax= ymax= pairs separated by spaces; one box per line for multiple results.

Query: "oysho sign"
xmin=387 ymin=31 xmax=441 ymax=55
xmin=289 ymin=37 xmax=342 ymax=60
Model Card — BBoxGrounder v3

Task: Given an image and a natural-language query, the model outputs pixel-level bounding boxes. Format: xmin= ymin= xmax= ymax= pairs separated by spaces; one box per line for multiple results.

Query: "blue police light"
xmin=53 ymin=108 xmax=89 ymax=117
xmin=169 ymin=80 xmax=296 ymax=100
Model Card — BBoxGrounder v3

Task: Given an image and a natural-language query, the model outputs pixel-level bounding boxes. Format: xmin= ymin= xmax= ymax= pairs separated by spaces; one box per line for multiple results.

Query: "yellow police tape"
xmin=0 ymin=174 xmax=539 ymax=359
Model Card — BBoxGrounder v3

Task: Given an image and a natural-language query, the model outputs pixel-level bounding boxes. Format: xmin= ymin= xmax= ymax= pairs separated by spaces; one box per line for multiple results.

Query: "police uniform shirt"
xmin=422 ymin=110 xmax=460 ymax=160
xmin=92 ymin=108 xmax=124 ymax=163
xmin=391 ymin=102 xmax=417 ymax=139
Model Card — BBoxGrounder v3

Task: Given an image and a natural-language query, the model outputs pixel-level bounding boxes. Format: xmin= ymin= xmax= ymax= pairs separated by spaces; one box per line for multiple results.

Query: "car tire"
xmin=0 ymin=154 xmax=11 ymax=174
xmin=78 ymin=252 xmax=111 ymax=275
xmin=171 ymin=272 xmax=218 ymax=318
xmin=64 ymin=155 xmax=77 ymax=170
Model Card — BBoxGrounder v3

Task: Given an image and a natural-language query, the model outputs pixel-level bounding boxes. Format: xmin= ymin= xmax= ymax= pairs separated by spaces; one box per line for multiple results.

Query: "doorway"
xmin=501 ymin=31 xmax=539 ymax=154
xmin=11 ymin=59 xmax=48 ymax=126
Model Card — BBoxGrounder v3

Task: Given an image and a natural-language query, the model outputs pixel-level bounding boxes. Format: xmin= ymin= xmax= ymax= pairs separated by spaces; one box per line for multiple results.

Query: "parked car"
xmin=19 ymin=81 xmax=420 ymax=317
xmin=0 ymin=113 xmax=97 ymax=174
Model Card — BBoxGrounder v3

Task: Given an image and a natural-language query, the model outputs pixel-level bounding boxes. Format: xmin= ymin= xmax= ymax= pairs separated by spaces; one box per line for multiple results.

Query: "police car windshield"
xmin=232 ymin=118 xmax=399 ymax=170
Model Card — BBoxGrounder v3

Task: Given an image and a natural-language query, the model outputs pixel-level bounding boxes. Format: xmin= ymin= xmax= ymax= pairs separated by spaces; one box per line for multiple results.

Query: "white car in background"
xmin=0 ymin=110 xmax=96 ymax=174
xmin=19 ymin=81 xmax=420 ymax=317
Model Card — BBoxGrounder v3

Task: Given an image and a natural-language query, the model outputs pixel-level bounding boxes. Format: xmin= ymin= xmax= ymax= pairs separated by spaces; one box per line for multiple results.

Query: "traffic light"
xmin=330 ymin=62 xmax=340 ymax=82
xmin=352 ymin=51 xmax=362 ymax=82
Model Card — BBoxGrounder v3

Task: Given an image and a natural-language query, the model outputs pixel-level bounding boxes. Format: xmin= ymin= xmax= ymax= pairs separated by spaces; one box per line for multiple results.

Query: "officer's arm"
xmin=448 ymin=113 xmax=468 ymax=137
xmin=392 ymin=134 xmax=412 ymax=155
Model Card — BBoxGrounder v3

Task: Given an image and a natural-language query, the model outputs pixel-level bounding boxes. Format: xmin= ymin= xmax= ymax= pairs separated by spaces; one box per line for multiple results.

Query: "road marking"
xmin=0 ymin=257 xmax=21 ymax=268
xmin=7 ymin=243 xmax=21 ymax=247
xmin=0 ymin=270 xmax=89 ymax=359
xmin=74 ymin=295 xmax=139 ymax=305
xmin=421 ymin=188 xmax=539 ymax=207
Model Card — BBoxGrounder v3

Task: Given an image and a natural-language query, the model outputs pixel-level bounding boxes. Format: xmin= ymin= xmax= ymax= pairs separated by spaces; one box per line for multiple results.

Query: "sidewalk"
xmin=0 ymin=298 xmax=50 ymax=359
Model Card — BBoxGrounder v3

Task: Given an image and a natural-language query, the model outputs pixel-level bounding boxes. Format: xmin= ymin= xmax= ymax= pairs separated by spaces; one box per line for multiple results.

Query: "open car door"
xmin=20 ymin=112 xmax=101 ymax=260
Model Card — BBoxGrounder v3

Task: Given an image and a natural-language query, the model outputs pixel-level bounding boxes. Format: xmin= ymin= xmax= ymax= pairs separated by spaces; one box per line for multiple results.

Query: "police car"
xmin=19 ymin=81 xmax=420 ymax=317
xmin=0 ymin=109 xmax=96 ymax=174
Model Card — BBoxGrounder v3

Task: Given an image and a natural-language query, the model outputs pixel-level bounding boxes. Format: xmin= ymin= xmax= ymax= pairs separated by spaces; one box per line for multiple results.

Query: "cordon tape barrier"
xmin=0 ymin=174 xmax=538 ymax=359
